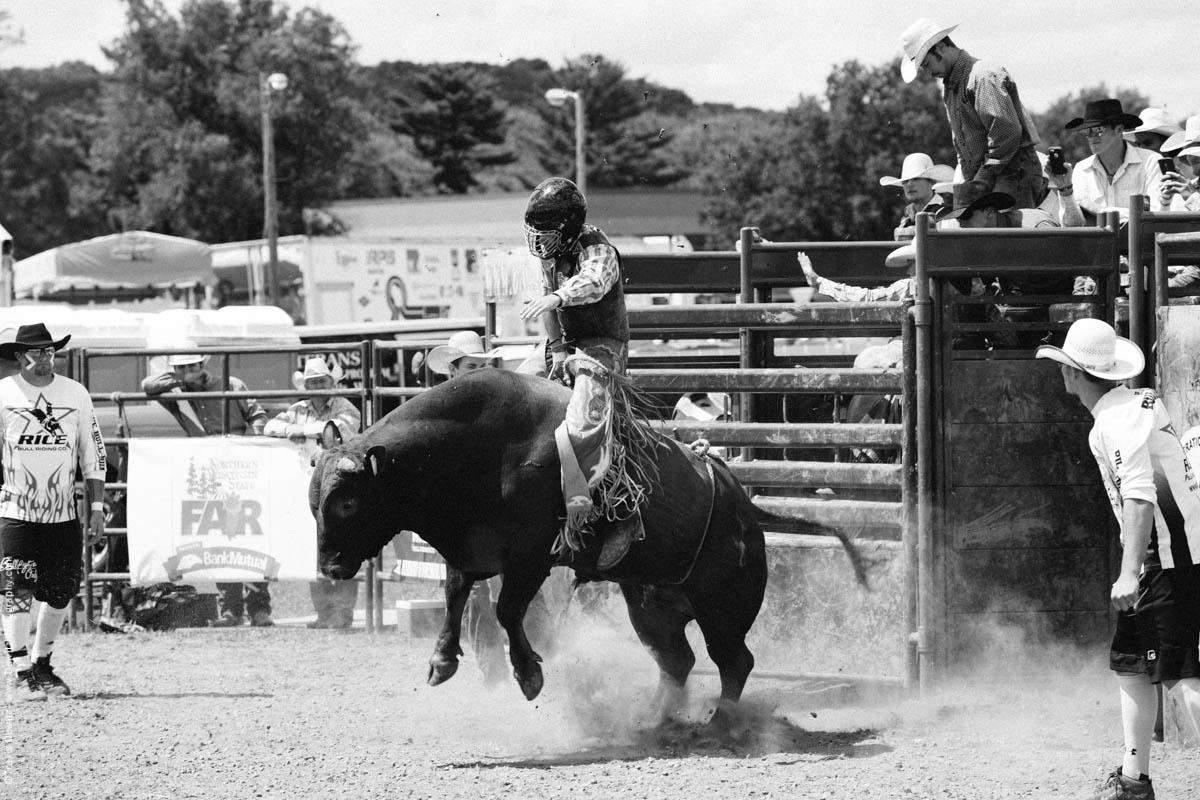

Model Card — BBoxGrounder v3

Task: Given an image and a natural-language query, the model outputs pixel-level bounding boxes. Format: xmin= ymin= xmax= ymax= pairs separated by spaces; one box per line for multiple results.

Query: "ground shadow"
xmin=445 ymin=714 xmax=888 ymax=769
xmin=80 ymin=691 xmax=273 ymax=700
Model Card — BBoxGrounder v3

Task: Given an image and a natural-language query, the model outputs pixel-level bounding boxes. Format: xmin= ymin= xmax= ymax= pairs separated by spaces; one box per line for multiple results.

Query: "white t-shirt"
xmin=1088 ymin=386 xmax=1200 ymax=570
xmin=0 ymin=374 xmax=106 ymax=523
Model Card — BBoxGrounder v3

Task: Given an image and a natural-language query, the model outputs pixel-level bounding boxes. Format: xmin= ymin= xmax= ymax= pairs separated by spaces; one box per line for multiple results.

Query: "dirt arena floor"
xmin=6 ymin=582 xmax=1200 ymax=800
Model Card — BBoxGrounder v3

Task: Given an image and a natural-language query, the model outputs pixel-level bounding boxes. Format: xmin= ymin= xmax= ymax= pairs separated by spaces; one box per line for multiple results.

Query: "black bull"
xmin=310 ymin=369 xmax=768 ymax=707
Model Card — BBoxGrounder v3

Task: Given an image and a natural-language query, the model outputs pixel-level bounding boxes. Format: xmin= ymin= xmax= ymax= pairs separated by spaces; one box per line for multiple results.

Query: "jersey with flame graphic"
xmin=0 ymin=374 xmax=106 ymax=523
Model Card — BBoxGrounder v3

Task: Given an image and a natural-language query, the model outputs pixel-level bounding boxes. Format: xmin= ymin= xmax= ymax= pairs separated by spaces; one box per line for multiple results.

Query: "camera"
xmin=1159 ymin=157 xmax=1177 ymax=176
xmin=1047 ymin=147 xmax=1067 ymax=176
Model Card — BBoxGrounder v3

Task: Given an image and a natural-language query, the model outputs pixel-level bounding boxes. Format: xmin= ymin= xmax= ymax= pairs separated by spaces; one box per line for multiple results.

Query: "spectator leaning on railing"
xmin=141 ymin=346 xmax=272 ymax=628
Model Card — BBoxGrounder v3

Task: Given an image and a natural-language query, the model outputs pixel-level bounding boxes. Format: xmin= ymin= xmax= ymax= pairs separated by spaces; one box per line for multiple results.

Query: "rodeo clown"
xmin=518 ymin=177 xmax=648 ymax=569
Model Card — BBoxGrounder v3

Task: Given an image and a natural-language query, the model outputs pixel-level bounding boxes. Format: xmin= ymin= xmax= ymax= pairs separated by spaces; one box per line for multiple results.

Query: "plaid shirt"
xmin=542 ymin=240 xmax=620 ymax=306
xmin=942 ymin=50 xmax=1039 ymax=183
xmin=813 ymin=276 xmax=916 ymax=303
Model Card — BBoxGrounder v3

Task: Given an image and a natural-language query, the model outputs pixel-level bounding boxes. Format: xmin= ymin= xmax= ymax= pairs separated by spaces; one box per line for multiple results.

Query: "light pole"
xmin=544 ymin=87 xmax=586 ymax=195
xmin=260 ymin=71 xmax=288 ymax=306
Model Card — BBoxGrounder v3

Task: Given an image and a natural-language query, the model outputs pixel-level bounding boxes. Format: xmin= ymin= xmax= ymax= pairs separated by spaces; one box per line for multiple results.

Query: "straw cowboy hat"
xmin=291 ymin=357 xmax=343 ymax=391
xmin=0 ymin=322 xmax=71 ymax=360
xmin=937 ymin=180 xmax=1015 ymax=221
xmin=1162 ymin=115 xmax=1200 ymax=154
xmin=899 ymin=18 xmax=957 ymax=83
xmin=1064 ymin=98 xmax=1142 ymax=131
xmin=1035 ymin=318 xmax=1144 ymax=381
xmin=426 ymin=331 xmax=502 ymax=375
xmin=879 ymin=153 xmax=955 ymax=187
xmin=1125 ymin=107 xmax=1183 ymax=141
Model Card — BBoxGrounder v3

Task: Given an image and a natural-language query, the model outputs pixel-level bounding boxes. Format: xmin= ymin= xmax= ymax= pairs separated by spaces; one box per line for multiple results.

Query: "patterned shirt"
xmin=264 ymin=396 xmax=361 ymax=458
xmin=0 ymin=374 xmax=106 ymax=522
xmin=812 ymin=276 xmax=916 ymax=303
xmin=1088 ymin=386 xmax=1200 ymax=570
xmin=942 ymin=50 xmax=1039 ymax=183
xmin=542 ymin=239 xmax=621 ymax=307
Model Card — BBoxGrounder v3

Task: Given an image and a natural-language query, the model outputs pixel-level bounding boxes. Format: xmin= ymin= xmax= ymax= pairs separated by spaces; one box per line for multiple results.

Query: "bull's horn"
xmin=336 ymin=456 xmax=360 ymax=473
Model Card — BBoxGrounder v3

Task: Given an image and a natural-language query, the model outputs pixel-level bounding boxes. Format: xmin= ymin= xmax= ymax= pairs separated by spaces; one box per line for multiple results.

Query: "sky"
xmin=0 ymin=0 xmax=1195 ymax=121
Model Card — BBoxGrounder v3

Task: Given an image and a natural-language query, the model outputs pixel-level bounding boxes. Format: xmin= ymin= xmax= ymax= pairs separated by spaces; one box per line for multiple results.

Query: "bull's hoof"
xmin=515 ymin=663 xmax=544 ymax=701
xmin=428 ymin=655 xmax=459 ymax=686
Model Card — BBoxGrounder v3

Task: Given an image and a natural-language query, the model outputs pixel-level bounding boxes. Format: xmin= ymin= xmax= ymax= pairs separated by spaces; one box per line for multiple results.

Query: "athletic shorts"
xmin=1110 ymin=565 xmax=1200 ymax=684
xmin=0 ymin=517 xmax=83 ymax=609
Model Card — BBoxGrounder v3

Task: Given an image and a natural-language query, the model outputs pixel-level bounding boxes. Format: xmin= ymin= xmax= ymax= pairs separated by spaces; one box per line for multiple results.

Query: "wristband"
xmin=1053 ymin=187 xmax=1073 ymax=196
xmin=90 ymin=501 xmax=104 ymax=511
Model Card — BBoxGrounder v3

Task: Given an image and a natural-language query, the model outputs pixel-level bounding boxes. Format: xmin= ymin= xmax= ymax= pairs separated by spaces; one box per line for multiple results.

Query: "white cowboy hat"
xmin=1035 ymin=318 xmax=1144 ymax=381
xmin=291 ymin=357 xmax=343 ymax=391
xmin=1162 ymin=115 xmax=1200 ymax=154
xmin=885 ymin=243 xmax=916 ymax=269
xmin=426 ymin=330 xmax=502 ymax=375
xmin=1124 ymin=107 xmax=1183 ymax=141
xmin=932 ymin=163 xmax=965 ymax=195
xmin=166 ymin=341 xmax=208 ymax=367
xmin=899 ymin=18 xmax=958 ymax=83
xmin=879 ymin=153 xmax=955 ymax=187
xmin=672 ymin=391 xmax=732 ymax=423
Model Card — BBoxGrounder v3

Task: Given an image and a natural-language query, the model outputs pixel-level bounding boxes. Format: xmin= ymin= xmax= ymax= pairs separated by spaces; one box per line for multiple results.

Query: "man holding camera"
xmin=1067 ymin=99 xmax=1166 ymax=221
xmin=899 ymin=19 xmax=1043 ymax=209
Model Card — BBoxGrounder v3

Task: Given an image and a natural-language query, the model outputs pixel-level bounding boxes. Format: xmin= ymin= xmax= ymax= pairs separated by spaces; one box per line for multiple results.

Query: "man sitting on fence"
xmin=265 ymin=357 xmax=361 ymax=629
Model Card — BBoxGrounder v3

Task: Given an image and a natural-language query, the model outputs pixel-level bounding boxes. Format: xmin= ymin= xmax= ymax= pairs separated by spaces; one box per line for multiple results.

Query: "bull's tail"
xmin=751 ymin=503 xmax=874 ymax=590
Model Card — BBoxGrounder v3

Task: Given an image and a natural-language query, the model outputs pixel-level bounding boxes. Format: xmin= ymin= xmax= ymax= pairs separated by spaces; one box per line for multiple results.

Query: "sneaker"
xmin=11 ymin=668 xmax=47 ymax=702
xmin=32 ymin=656 xmax=71 ymax=697
xmin=210 ymin=612 xmax=244 ymax=628
xmin=1088 ymin=768 xmax=1155 ymax=800
xmin=249 ymin=611 xmax=275 ymax=628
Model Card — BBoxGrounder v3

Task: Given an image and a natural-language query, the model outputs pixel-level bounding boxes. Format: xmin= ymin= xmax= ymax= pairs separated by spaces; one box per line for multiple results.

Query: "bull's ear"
xmin=365 ymin=446 xmax=387 ymax=478
xmin=321 ymin=420 xmax=343 ymax=449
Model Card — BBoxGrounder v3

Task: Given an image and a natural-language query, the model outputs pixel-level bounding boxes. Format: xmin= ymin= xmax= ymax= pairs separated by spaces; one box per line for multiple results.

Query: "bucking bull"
xmin=309 ymin=365 xmax=860 ymax=720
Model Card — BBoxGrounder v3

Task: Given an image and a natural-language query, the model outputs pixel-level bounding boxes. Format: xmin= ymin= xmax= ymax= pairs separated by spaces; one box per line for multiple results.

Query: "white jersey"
xmin=1089 ymin=386 xmax=1200 ymax=570
xmin=0 ymin=374 xmax=106 ymax=523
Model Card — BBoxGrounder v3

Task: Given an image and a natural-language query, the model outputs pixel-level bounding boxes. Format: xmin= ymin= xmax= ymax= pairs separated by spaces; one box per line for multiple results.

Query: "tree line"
xmin=0 ymin=0 xmax=1153 ymax=257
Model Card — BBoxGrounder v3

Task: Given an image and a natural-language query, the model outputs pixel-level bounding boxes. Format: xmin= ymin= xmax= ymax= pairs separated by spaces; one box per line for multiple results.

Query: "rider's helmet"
xmin=524 ymin=177 xmax=587 ymax=259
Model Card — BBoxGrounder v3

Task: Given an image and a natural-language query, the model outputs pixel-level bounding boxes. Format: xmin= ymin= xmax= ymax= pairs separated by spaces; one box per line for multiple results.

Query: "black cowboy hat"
xmin=1065 ymin=98 xmax=1142 ymax=131
xmin=0 ymin=322 xmax=71 ymax=361
xmin=937 ymin=180 xmax=1016 ymax=221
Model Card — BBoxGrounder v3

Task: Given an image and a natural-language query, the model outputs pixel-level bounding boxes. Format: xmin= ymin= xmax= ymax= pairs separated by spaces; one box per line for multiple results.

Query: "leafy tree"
xmin=0 ymin=63 xmax=108 ymax=255
xmin=90 ymin=0 xmax=381 ymax=242
xmin=698 ymin=58 xmax=952 ymax=245
xmin=538 ymin=54 xmax=683 ymax=188
xmin=391 ymin=64 xmax=515 ymax=194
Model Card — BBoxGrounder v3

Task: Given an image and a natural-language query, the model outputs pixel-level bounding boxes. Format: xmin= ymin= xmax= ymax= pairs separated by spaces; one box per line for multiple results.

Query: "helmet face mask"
xmin=524 ymin=178 xmax=587 ymax=259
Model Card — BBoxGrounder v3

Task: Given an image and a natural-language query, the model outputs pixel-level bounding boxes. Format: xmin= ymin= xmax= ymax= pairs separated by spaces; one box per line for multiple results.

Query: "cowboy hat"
xmin=426 ymin=331 xmax=502 ymax=375
xmin=291 ymin=357 xmax=343 ymax=391
xmin=1124 ymin=107 xmax=1183 ymax=141
xmin=0 ymin=322 xmax=71 ymax=360
xmin=1064 ymin=98 xmax=1142 ymax=131
xmin=1035 ymin=318 xmax=1143 ymax=381
xmin=879 ymin=153 xmax=956 ymax=187
xmin=899 ymin=18 xmax=958 ymax=83
xmin=885 ymin=243 xmax=916 ymax=269
xmin=1162 ymin=115 xmax=1200 ymax=154
xmin=937 ymin=180 xmax=1015 ymax=221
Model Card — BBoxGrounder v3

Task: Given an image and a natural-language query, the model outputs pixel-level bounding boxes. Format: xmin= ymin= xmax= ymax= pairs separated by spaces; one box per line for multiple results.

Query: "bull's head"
xmin=309 ymin=425 xmax=392 ymax=580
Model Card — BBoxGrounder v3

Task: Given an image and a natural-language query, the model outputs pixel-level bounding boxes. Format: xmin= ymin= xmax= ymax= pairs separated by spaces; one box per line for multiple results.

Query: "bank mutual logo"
xmin=162 ymin=542 xmax=281 ymax=581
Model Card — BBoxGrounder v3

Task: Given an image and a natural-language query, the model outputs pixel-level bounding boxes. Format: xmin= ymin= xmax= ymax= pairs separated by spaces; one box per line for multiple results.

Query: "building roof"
xmin=317 ymin=188 xmax=707 ymax=242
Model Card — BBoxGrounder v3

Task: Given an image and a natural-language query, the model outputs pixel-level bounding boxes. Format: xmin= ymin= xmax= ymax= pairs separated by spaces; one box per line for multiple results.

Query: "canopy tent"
xmin=14 ymin=231 xmax=214 ymax=300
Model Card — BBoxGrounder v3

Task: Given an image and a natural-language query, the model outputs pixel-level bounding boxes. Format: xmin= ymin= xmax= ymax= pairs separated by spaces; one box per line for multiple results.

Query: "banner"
xmin=127 ymin=438 xmax=318 ymax=586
